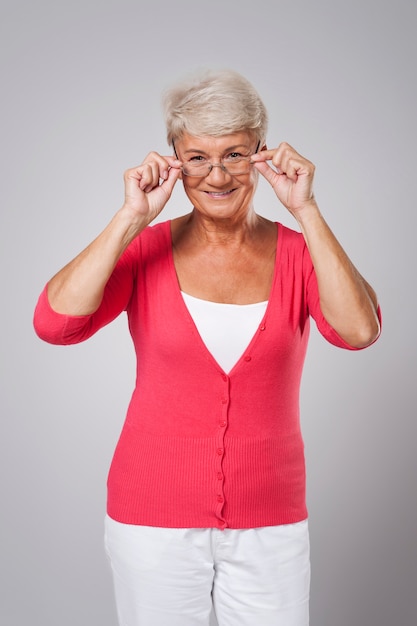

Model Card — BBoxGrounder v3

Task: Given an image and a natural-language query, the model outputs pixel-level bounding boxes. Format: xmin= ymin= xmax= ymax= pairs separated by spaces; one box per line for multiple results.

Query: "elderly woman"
xmin=34 ymin=69 xmax=380 ymax=626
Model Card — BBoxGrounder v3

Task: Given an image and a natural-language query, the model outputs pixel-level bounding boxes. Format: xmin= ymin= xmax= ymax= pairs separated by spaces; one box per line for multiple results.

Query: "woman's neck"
xmin=178 ymin=208 xmax=264 ymax=247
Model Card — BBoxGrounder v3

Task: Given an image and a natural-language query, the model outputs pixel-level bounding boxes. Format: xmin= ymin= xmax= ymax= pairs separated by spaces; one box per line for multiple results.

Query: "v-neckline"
xmin=164 ymin=220 xmax=282 ymax=376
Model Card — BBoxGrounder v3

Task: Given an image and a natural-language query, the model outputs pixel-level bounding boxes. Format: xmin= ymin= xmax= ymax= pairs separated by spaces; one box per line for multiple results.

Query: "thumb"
xmin=158 ymin=165 xmax=182 ymax=198
xmin=253 ymin=160 xmax=281 ymax=187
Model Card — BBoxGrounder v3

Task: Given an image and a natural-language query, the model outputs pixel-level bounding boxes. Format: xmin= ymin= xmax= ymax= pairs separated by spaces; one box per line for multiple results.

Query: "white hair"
xmin=162 ymin=68 xmax=268 ymax=145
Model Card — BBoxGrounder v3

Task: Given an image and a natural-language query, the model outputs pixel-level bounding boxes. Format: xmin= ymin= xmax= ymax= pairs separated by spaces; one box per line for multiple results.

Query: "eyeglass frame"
xmin=172 ymin=140 xmax=261 ymax=177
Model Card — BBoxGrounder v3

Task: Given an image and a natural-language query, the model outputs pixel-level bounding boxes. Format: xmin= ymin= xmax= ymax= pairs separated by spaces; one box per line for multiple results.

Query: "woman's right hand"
xmin=122 ymin=152 xmax=183 ymax=226
xmin=44 ymin=152 xmax=182 ymax=316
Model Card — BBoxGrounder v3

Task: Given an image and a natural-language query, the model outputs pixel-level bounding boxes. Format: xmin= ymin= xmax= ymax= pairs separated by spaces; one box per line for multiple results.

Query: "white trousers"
xmin=104 ymin=515 xmax=310 ymax=626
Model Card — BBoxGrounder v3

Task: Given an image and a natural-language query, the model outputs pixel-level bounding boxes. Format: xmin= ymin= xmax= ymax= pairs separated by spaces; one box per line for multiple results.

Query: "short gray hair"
xmin=162 ymin=68 xmax=268 ymax=145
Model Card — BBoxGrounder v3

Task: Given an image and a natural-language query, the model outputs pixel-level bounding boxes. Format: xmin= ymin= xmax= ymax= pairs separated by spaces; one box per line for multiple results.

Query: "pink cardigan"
xmin=34 ymin=220 xmax=372 ymax=529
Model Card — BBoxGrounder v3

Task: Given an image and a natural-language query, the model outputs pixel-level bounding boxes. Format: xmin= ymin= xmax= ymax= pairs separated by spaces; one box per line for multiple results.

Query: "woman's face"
xmin=174 ymin=131 xmax=260 ymax=222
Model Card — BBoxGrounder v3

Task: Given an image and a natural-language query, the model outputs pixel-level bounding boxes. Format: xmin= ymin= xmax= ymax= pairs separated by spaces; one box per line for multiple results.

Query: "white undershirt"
xmin=181 ymin=291 xmax=268 ymax=373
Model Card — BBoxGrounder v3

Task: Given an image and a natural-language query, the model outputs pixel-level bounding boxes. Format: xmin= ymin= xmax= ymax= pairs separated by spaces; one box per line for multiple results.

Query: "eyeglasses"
xmin=173 ymin=141 xmax=260 ymax=177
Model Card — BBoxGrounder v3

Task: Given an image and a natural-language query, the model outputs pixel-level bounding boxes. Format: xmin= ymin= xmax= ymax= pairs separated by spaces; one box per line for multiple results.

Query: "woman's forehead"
xmin=177 ymin=131 xmax=255 ymax=153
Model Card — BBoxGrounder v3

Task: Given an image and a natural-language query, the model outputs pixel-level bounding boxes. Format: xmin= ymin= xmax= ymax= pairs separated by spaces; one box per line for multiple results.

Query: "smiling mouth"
xmin=205 ymin=189 xmax=236 ymax=198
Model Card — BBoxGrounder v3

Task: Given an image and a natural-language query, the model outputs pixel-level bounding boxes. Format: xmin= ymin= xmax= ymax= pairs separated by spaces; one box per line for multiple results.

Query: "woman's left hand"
xmin=252 ymin=143 xmax=380 ymax=348
xmin=251 ymin=143 xmax=316 ymax=217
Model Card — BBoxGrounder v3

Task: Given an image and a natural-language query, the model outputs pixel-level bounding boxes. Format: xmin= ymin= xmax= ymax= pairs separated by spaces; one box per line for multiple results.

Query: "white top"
xmin=181 ymin=291 xmax=268 ymax=373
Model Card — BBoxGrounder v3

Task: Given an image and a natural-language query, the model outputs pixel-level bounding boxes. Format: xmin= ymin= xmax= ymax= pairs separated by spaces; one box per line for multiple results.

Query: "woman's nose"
xmin=206 ymin=162 xmax=231 ymax=181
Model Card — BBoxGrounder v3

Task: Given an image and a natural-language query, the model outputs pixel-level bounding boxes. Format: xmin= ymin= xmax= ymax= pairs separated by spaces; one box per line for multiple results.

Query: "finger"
xmin=165 ymin=155 xmax=182 ymax=169
xmin=158 ymin=156 xmax=182 ymax=182
xmin=281 ymin=154 xmax=315 ymax=183
xmin=123 ymin=168 xmax=145 ymax=201
xmin=123 ymin=162 xmax=159 ymax=195
xmin=251 ymin=150 xmax=284 ymax=174
xmin=138 ymin=163 xmax=160 ymax=192
xmin=250 ymin=149 xmax=277 ymax=163
xmin=158 ymin=164 xmax=182 ymax=197
xmin=140 ymin=154 xmax=169 ymax=187
xmin=142 ymin=153 xmax=181 ymax=181
xmin=278 ymin=157 xmax=299 ymax=183
xmin=124 ymin=154 xmax=183 ymax=199
xmin=252 ymin=143 xmax=304 ymax=166
xmin=252 ymin=159 xmax=281 ymax=185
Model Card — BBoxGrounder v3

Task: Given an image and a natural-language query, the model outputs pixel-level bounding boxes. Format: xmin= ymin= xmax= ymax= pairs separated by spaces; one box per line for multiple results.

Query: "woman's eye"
xmin=225 ymin=152 xmax=244 ymax=161
xmin=189 ymin=155 xmax=206 ymax=162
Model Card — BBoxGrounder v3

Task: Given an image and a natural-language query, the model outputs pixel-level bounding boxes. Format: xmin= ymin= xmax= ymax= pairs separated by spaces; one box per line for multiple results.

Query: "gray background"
xmin=1 ymin=1 xmax=416 ymax=624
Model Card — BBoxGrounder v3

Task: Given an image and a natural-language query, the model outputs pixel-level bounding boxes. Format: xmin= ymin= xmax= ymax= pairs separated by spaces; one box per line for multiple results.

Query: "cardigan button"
xmin=217 ymin=495 xmax=224 ymax=503
xmin=244 ymin=355 xmax=252 ymax=362
xmin=219 ymin=420 xmax=227 ymax=428
xmin=216 ymin=448 xmax=224 ymax=455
